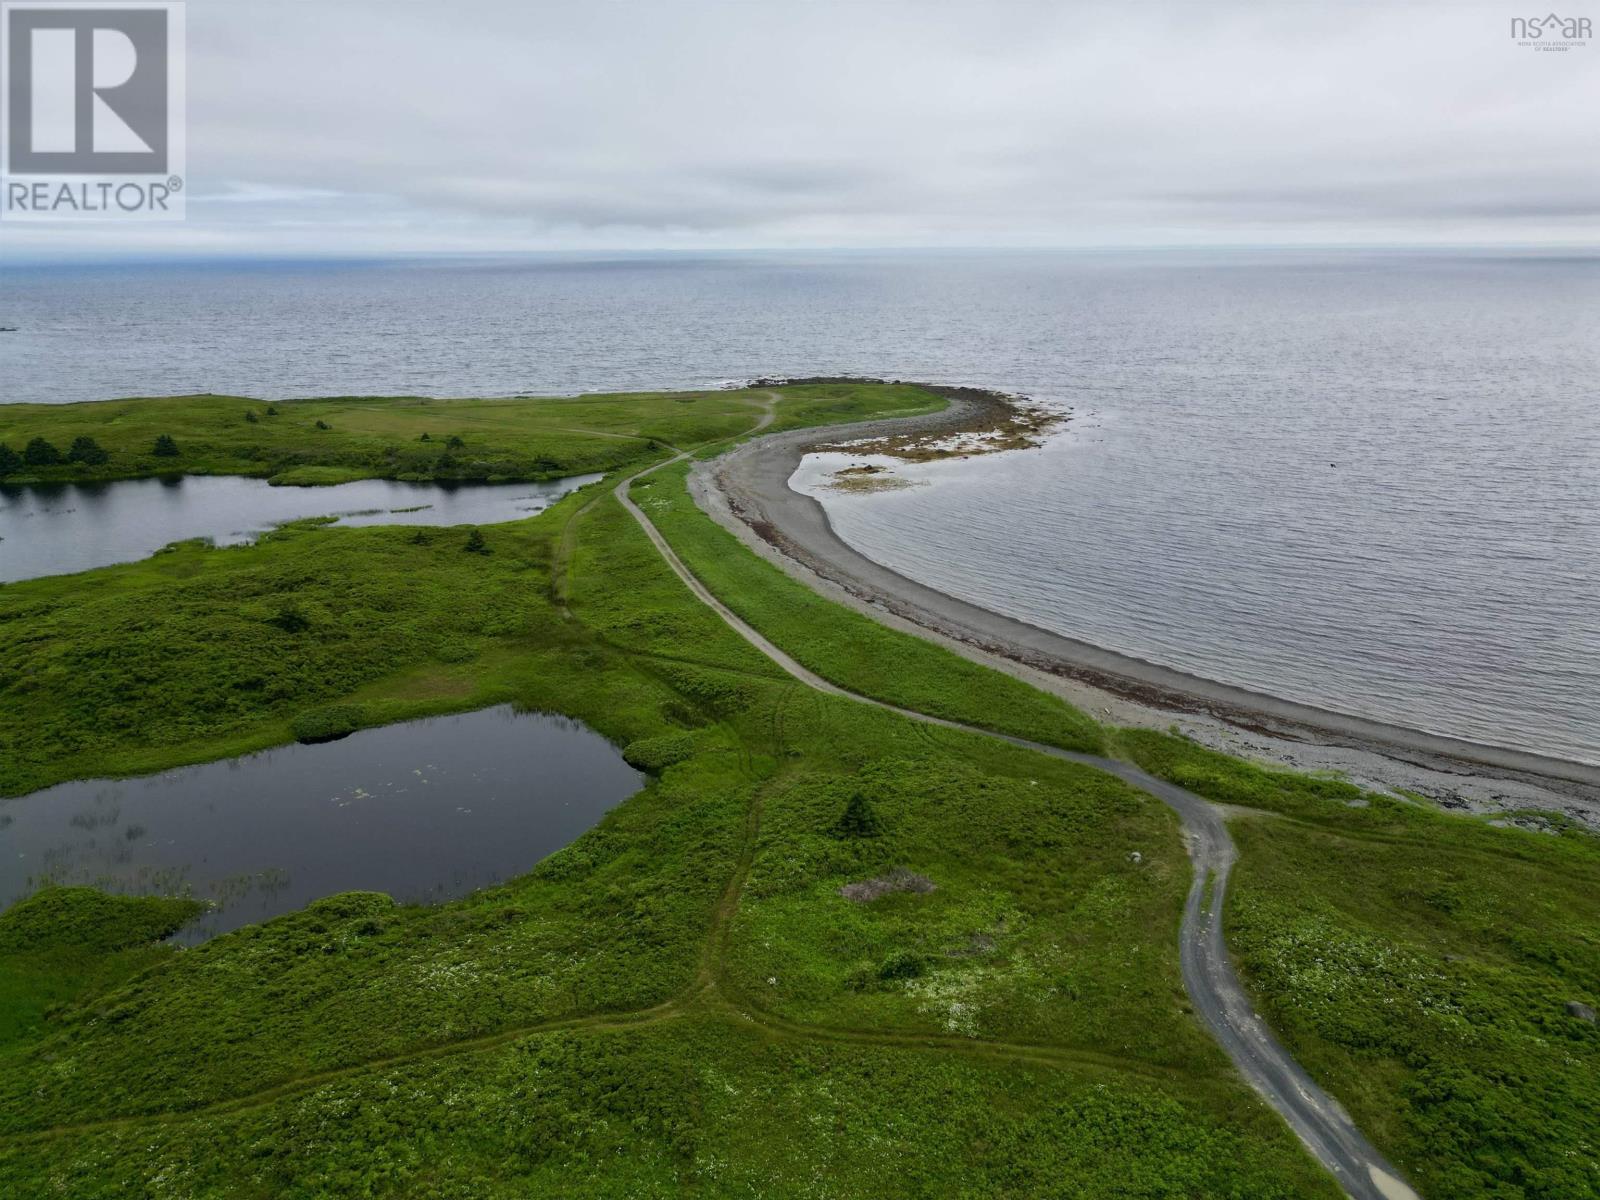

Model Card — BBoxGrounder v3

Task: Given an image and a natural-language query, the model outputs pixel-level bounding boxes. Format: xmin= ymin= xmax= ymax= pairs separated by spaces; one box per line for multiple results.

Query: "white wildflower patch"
xmin=905 ymin=951 xmax=1047 ymax=1037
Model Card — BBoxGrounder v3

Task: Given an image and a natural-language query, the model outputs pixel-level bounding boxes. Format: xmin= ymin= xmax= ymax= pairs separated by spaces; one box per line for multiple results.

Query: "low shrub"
xmin=622 ymin=732 xmax=696 ymax=772
xmin=289 ymin=703 xmax=366 ymax=744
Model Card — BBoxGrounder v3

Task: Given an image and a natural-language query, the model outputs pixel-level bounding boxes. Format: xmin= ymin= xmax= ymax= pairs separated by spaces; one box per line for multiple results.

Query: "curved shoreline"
xmin=694 ymin=386 xmax=1600 ymax=812
xmin=627 ymin=413 xmax=1420 ymax=1200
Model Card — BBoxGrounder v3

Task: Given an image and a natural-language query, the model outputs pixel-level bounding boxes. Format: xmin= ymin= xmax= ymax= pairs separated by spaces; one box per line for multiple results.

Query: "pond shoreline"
xmin=0 ymin=471 xmax=602 ymax=584
xmin=0 ymin=705 xmax=643 ymax=943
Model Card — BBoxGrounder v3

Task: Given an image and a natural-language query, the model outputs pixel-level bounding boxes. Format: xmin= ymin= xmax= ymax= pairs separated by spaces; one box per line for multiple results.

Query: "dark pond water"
xmin=0 ymin=706 xmax=643 ymax=943
xmin=0 ymin=471 xmax=602 ymax=584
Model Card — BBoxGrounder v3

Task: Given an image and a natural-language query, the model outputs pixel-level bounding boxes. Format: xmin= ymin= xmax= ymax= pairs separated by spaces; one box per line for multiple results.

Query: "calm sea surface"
xmin=2 ymin=251 xmax=1596 ymax=763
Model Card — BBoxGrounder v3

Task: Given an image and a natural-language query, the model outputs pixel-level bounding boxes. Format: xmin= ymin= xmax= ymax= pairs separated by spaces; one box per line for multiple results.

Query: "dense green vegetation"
xmin=0 ymin=382 xmax=1342 ymax=1196
xmin=0 ymin=503 xmax=596 ymax=794
xmin=0 ymin=1016 xmax=1325 ymax=1199
xmin=0 ymin=889 xmax=203 ymax=1050
xmin=1118 ymin=730 xmax=1600 ymax=1200
xmin=1 ymin=380 xmax=1594 ymax=1197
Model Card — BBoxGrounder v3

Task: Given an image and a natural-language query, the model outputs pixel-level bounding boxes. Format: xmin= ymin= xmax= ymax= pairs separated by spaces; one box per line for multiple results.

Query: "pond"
xmin=0 ymin=471 xmax=602 ymax=583
xmin=0 ymin=706 xmax=644 ymax=943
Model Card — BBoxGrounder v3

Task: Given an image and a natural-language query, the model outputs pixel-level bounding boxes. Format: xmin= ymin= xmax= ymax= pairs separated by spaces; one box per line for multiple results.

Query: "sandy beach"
xmin=693 ymin=385 xmax=1600 ymax=828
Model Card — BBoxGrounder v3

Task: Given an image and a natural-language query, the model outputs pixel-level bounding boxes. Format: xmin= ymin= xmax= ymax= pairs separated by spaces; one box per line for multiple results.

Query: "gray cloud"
xmin=3 ymin=0 xmax=1596 ymax=259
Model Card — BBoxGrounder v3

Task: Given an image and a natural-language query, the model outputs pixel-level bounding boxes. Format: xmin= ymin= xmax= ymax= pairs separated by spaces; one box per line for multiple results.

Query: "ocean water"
xmin=2 ymin=250 xmax=1595 ymax=763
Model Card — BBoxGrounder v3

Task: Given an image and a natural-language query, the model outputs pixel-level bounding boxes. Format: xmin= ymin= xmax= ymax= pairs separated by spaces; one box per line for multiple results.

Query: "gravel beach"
xmin=693 ymin=386 xmax=1600 ymax=827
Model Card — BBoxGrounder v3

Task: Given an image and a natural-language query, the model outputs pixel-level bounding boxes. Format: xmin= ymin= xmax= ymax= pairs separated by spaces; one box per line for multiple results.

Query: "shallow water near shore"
xmin=0 ymin=706 xmax=643 ymax=943
xmin=0 ymin=471 xmax=601 ymax=583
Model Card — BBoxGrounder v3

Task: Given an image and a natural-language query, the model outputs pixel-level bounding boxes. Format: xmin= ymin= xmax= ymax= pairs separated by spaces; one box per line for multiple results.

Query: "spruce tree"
xmin=67 ymin=436 xmax=109 ymax=465
xmin=831 ymin=792 xmax=883 ymax=838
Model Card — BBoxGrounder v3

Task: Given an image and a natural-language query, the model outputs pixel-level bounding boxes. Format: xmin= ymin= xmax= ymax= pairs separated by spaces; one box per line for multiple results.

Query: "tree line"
xmin=0 ymin=434 xmax=180 ymax=476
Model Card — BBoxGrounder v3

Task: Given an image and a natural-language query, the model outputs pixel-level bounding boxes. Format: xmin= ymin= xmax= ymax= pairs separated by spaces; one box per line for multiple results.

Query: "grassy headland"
xmin=0 ymin=381 xmax=1593 ymax=1197
xmin=0 ymin=382 xmax=1336 ymax=1195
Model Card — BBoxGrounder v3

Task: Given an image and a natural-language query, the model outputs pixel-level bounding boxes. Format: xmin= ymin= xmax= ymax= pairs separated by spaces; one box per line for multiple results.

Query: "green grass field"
xmin=0 ymin=380 xmax=1594 ymax=1197
xmin=0 ymin=388 xmax=751 ymax=485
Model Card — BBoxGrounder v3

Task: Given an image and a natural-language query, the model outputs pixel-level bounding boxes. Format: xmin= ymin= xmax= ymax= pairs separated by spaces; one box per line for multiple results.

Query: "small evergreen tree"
xmin=267 ymin=602 xmax=311 ymax=633
xmin=265 ymin=405 xmax=280 ymax=416
xmin=314 ymin=420 xmax=331 ymax=431
xmin=244 ymin=410 xmax=259 ymax=423
xmin=0 ymin=442 xmax=21 ymax=476
xmin=419 ymin=432 xmax=431 ymax=442
xmin=24 ymin=437 xmax=61 ymax=466
xmin=463 ymin=528 xmax=489 ymax=554
xmin=446 ymin=435 xmax=465 ymax=449
xmin=151 ymin=434 xmax=179 ymax=457
xmin=831 ymin=792 xmax=883 ymax=839
xmin=66 ymin=435 xmax=109 ymax=465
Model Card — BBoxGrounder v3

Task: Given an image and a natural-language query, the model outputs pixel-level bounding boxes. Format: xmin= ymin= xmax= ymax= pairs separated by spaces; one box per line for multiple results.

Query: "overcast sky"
xmin=3 ymin=1 xmax=1596 ymax=260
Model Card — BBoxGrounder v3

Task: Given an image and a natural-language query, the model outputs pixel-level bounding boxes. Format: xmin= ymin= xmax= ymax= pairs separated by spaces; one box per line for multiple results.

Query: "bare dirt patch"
xmin=839 ymin=867 xmax=937 ymax=903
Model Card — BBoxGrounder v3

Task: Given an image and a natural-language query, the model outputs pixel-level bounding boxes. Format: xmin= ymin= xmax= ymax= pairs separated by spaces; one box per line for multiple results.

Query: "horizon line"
xmin=4 ymin=241 xmax=1600 ymax=269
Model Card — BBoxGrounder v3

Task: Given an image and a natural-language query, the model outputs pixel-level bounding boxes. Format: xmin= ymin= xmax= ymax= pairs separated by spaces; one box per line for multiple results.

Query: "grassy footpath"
xmin=0 ymin=382 xmax=1338 ymax=1195
xmin=0 ymin=1015 xmax=1327 ymax=1199
xmin=0 ymin=384 xmax=924 ymax=796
